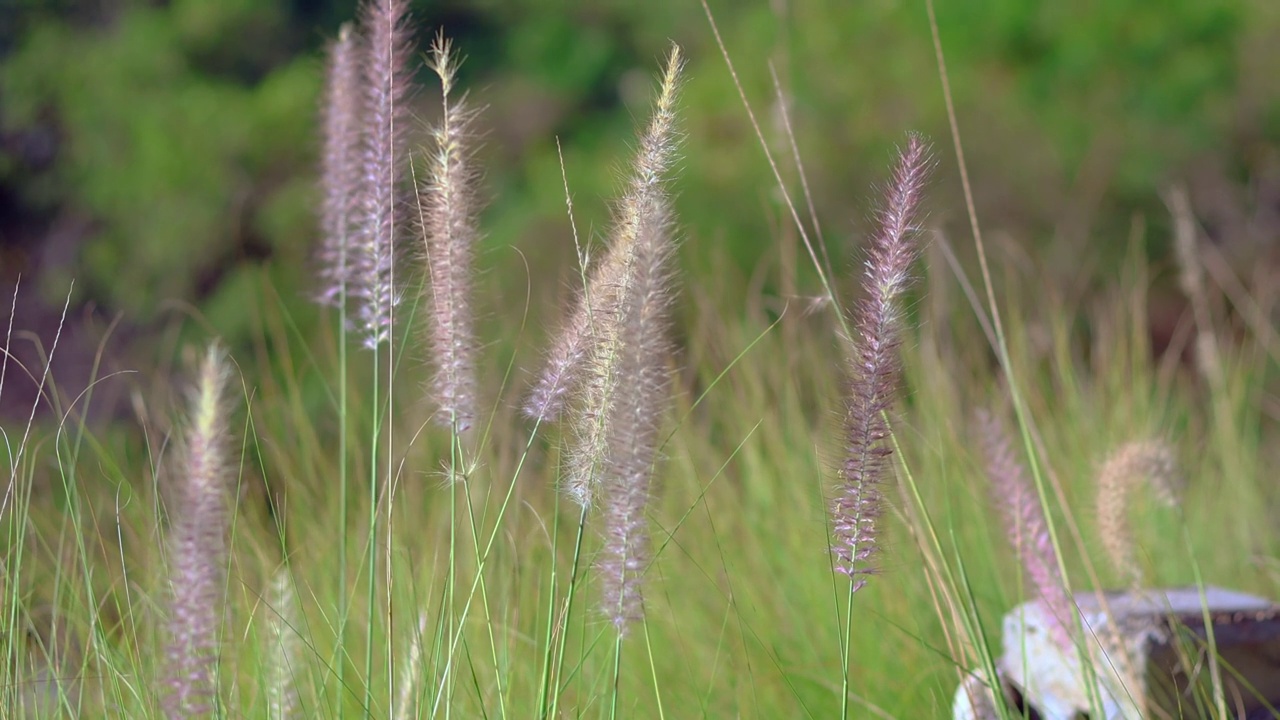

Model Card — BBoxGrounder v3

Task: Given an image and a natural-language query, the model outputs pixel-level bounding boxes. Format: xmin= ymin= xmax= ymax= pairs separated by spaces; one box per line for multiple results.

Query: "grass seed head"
xmin=830 ymin=134 xmax=931 ymax=585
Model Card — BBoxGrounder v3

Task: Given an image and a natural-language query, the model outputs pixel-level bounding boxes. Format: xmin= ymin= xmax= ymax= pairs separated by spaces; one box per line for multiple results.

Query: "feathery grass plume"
xmin=522 ymin=245 xmax=626 ymax=424
xmin=164 ymin=343 xmax=234 ymax=718
xmin=316 ymin=23 xmax=364 ymax=311
xmin=975 ymin=409 xmax=1076 ymax=649
xmin=562 ymin=46 xmax=683 ymax=514
xmin=354 ymin=0 xmax=413 ymax=348
xmin=1095 ymin=439 xmax=1180 ymax=586
xmin=527 ymin=49 xmax=685 ymax=429
xmin=265 ymin=567 xmax=301 ymax=720
xmin=420 ymin=35 xmax=481 ymax=431
xmin=560 ymin=46 xmax=682 ymax=632
xmin=595 ymin=200 xmax=677 ymax=632
xmin=393 ymin=611 xmax=428 ymax=720
xmin=830 ymin=134 xmax=931 ymax=586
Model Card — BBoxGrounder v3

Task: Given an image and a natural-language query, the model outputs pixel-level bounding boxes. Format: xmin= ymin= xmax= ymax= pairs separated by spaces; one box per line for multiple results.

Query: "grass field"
xmin=2 ymin=1 xmax=1278 ymax=718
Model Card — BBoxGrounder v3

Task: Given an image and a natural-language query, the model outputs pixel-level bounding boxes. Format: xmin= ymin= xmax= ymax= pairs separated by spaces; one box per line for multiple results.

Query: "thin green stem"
xmin=337 ymin=282 xmax=349 ymax=720
xmin=432 ymin=425 xmax=543 ymax=718
xmin=641 ymin=618 xmax=665 ymax=720
xmin=365 ymin=342 xmax=380 ymax=717
xmin=385 ymin=313 xmax=395 ymax=720
xmin=534 ymin=485 xmax=562 ymax=717
xmin=458 ymin=426 xmax=507 ymax=716
xmin=443 ymin=463 xmax=458 ymax=719
xmin=1182 ymin=518 xmax=1226 ymax=717
xmin=609 ymin=630 xmax=624 ymax=720
xmin=546 ymin=503 xmax=589 ymax=720
xmin=839 ymin=579 xmax=855 ymax=719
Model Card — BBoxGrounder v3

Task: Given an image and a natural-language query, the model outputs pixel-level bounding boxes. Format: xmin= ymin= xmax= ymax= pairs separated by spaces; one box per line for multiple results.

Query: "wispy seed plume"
xmin=420 ymin=35 xmax=481 ymax=432
xmin=976 ymin=409 xmax=1075 ymax=649
xmin=354 ymin=0 xmax=413 ymax=348
xmin=830 ymin=135 xmax=931 ymax=587
xmin=165 ymin=343 xmax=234 ymax=718
xmin=265 ymin=567 xmax=302 ymax=720
xmin=527 ymin=47 xmax=684 ymax=429
xmin=565 ymin=45 xmax=683 ymax=511
xmin=558 ymin=46 xmax=683 ymax=633
xmin=317 ymin=23 xmax=364 ymax=312
xmin=595 ymin=201 xmax=678 ymax=632
xmin=1096 ymin=439 xmax=1180 ymax=585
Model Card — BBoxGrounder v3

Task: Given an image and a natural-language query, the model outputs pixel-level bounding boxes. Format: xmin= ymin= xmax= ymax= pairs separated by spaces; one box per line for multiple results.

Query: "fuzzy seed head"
xmin=354 ymin=0 xmax=413 ymax=348
xmin=554 ymin=47 xmax=683 ymax=633
xmin=264 ymin=568 xmax=302 ymax=720
xmin=165 ymin=343 xmax=234 ymax=718
xmin=976 ymin=409 xmax=1076 ymax=650
xmin=830 ymin=135 xmax=931 ymax=583
xmin=420 ymin=34 xmax=482 ymax=432
xmin=317 ymin=23 xmax=364 ymax=312
xmin=527 ymin=46 xmax=684 ymax=429
xmin=1095 ymin=439 xmax=1181 ymax=586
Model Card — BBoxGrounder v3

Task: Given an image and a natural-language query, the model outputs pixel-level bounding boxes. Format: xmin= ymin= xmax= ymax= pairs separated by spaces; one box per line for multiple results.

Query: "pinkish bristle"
xmin=420 ymin=34 xmax=481 ymax=432
xmin=830 ymin=135 xmax=931 ymax=585
xmin=164 ymin=343 xmax=234 ymax=717
xmin=976 ymin=408 xmax=1077 ymax=650
xmin=354 ymin=0 xmax=413 ymax=348
xmin=316 ymin=23 xmax=364 ymax=313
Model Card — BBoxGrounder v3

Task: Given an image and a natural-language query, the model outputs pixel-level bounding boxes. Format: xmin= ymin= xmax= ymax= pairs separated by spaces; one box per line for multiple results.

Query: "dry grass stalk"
xmin=532 ymin=46 xmax=686 ymax=632
xmin=556 ymin=46 xmax=684 ymax=512
xmin=265 ymin=567 xmax=302 ymax=720
xmin=1165 ymin=186 xmax=1222 ymax=386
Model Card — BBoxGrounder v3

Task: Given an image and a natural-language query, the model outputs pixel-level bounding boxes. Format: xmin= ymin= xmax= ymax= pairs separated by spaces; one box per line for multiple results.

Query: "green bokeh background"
xmin=2 ymin=0 xmax=1276 ymax=352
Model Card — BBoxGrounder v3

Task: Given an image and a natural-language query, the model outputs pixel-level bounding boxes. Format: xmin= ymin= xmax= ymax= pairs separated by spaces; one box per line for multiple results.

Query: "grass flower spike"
xmin=830 ymin=135 xmax=931 ymax=586
xmin=976 ymin=409 xmax=1076 ymax=649
xmin=552 ymin=46 xmax=683 ymax=632
xmin=355 ymin=0 xmax=413 ymax=348
xmin=164 ymin=343 xmax=235 ymax=718
xmin=527 ymin=50 xmax=685 ymax=430
xmin=559 ymin=46 xmax=683 ymax=516
xmin=1096 ymin=439 xmax=1180 ymax=585
xmin=317 ymin=23 xmax=364 ymax=312
xmin=264 ymin=568 xmax=302 ymax=720
xmin=420 ymin=35 xmax=481 ymax=431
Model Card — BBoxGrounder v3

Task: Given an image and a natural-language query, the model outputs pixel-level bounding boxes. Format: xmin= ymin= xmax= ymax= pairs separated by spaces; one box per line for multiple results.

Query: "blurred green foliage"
xmin=1 ymin=0 xmax=1276 ymax=347
xmin=2 ymin=0 xmax=319 ymax=344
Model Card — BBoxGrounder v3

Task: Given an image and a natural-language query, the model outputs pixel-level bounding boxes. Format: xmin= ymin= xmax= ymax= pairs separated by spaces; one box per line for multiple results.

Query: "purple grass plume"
xmin=525 ymin=48 xmax=685 ymax=428
xmin=830 ymin=135 xmax=931 ymax=588
xmin=316 ymin=22 xmax=364 ymax=312
xmin=976 ymin=409 xmax=1076 ymax=650
xmin=550 ymin=46 xmax=683 ymax=633
xmin=420 ymin=35 xmax=481 ymax=432
xmin=353 ymin=0 xmax=413 ymax=348
xmin=164 ymin=343 xmax=235 ymax=718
